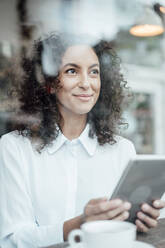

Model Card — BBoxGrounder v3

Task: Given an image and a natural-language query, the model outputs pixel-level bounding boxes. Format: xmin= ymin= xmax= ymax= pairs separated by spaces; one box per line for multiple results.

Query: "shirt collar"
xmin=47 ymin=124 xmax=97 ymax=156
xmin=47 ymin=131 xmax=67 ymax=154
xmin=78 ymin=124 xmax=97 ymax=156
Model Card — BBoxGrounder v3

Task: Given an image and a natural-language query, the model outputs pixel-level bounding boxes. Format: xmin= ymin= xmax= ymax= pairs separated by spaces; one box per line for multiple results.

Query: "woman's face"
xmin=56 ymin=45 xmax=101 ymax=117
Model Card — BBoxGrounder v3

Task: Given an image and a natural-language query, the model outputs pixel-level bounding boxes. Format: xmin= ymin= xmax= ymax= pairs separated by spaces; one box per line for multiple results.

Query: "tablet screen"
xmin=110 ymin=155 xmax=165 ymax=223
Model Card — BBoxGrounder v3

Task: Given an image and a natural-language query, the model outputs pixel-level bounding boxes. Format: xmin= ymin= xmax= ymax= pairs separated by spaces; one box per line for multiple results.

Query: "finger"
xmin=137 ymin=211 xmax=158 ymax=228
xmin=88 ymin=197 xmax=108 ymax=205
xmin=135 ymin=219 xmax=149 ymax=233
xmin=114 ymin=211 xmax=130 ymax=221
xmin=89 ymin=202 xmax=131 ymax=220
xmin=141 ymin=204 xmax=160 ymax=219
xmin=105 ymin=202 xmax=131 ymax=219
xmin=153 ymin=200 xmax=165 ymax=209
xmin=85 ymin=210 xmax=129 ymax=222
xmin=85 ymin=197 xmax=109 ymax=216
xmin=85 ymin=214 xmax=106 ymax=222
xmin=109 ymin=199 xmax=131 ymax=210
xmin=85 ymin=199 xmax=123 ymax=216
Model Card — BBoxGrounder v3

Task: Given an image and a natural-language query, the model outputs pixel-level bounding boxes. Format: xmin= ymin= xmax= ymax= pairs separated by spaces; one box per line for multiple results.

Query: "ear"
xmin=50 ymin=87 xmax=56 ymax=94
xmin=45 ymin=85 xmax=56 ymax=94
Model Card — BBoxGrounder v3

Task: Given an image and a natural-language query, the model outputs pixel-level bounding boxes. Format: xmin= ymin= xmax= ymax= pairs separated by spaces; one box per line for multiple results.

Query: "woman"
xmin=0 ymin=33 xmax=164 ymax=248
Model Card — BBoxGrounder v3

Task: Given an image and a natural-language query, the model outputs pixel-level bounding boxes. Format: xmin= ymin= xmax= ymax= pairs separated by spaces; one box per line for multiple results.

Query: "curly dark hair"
xmin=14 ymin=32 xmax=128 ymax=151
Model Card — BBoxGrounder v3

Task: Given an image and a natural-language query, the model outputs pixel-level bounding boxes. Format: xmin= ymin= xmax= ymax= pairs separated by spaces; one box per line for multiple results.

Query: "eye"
xmin=65 ymin=68 xmax=77 ymax=75
xmin=90 ymin=69 xmax=99 ymax=75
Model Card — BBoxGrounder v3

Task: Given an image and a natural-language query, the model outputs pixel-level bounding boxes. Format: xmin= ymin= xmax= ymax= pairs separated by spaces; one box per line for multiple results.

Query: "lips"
xmin=74 ymin=94 xmax=93 ymax=97
xmin=73 ymin=94 xmax=93 ymax=101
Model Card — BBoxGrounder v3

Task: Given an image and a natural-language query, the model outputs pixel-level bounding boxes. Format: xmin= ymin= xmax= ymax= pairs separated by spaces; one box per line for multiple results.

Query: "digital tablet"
xmin=110 ymin=155 xmax=165 ymax=223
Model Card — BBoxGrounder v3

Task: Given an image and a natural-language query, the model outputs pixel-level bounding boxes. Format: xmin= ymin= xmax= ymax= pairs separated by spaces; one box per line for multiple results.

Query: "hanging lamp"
xmin=129 ymin=6 xmax=164 ymax=37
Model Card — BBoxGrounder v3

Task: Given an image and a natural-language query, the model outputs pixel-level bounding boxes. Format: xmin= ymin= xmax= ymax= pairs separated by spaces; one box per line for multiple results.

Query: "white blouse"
xmin=0 ymin=125 xmax=137 ymax=248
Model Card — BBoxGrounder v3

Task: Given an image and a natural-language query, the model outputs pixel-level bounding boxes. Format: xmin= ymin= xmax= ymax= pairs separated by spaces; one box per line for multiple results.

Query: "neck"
xmin=60 ymin=112 xmax=87 ymax=140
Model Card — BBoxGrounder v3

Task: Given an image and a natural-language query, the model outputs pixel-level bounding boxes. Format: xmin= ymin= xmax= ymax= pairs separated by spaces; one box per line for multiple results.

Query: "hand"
xmin=135 ymin=199 xmax=165 ymax=232
xmin=82 ymin=197 xmax=131 ymax=223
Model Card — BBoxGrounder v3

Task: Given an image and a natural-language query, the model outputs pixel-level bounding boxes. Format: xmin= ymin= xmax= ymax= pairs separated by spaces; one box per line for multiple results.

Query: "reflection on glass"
xmin=0 ymin=42 xmax=13 ymax=136
xmin=123 ymin=92 xmax=154 ymax=154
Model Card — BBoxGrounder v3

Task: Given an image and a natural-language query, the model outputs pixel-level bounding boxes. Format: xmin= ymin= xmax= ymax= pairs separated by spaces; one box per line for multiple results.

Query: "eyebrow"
xmin=63 ymin=63 xmax=99 ymax=69
xmin=89 ymin=63 xmax=99 ymax=69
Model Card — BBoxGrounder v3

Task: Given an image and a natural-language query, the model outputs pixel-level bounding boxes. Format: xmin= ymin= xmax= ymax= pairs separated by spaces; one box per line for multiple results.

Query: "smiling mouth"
xmin=73 ymin=94 xmax=93 ymax=101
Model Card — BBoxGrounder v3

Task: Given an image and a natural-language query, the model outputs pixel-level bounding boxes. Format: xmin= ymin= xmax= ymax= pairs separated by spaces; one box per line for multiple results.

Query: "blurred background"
xmin=0 ymin=0 xmax=165 ymax=154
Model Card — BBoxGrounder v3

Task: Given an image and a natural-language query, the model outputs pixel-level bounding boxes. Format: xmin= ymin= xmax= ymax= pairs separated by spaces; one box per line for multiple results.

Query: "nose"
xmin=78 ymin=72 xmax=90 ymax=89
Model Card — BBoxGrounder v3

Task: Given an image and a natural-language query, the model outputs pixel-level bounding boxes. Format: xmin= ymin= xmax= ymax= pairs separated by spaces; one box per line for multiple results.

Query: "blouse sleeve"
xmin=159 ymin=192 xmax=165 ymax=219
xmin=0 ymin=134 xmax=64 ymax=248
xmin=118 ymin=138 xmax=136 ymax=174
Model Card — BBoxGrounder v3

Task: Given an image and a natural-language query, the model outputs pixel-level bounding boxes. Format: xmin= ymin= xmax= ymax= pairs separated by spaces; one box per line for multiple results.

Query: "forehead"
xmin=61 ymin=45 xmax=99 ymax=66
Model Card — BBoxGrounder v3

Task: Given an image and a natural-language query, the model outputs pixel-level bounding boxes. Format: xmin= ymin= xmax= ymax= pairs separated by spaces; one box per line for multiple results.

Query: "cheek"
xmin=55 ymin=85 xmax=73 ymax=104
xmin=92 ymin=81 xmax=101 ymax=105
xmin=61 ymin=74 xmax=79 ymax=86
xmin=58 ymin=79 xmax=78 ymax=96
xmin=56 ymin=90 xmax=67 ymax=103
xmin=57 ymin=78 xmax=73 ymax=95
xmin=94 ymin=79 xmax=101 ymax=94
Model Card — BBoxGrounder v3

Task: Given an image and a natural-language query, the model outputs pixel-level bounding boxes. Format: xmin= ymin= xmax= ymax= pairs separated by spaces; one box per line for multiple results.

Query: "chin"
xmin=74 ymin=107 xmax=92 ymax=115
